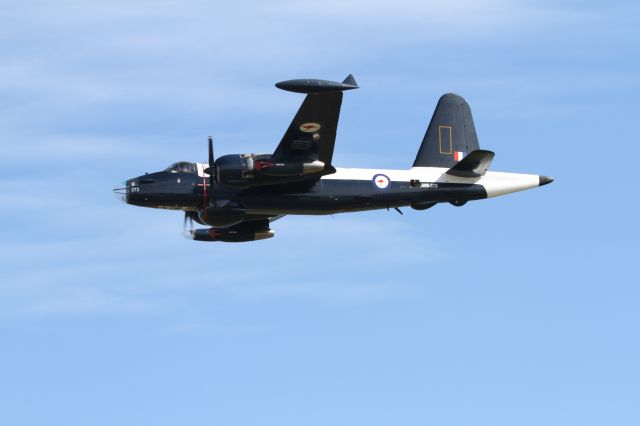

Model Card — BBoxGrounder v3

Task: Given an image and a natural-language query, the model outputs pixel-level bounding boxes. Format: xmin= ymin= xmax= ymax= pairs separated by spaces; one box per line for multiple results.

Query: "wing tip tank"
xmin=275 ymin=74 xmax=359 ymax=93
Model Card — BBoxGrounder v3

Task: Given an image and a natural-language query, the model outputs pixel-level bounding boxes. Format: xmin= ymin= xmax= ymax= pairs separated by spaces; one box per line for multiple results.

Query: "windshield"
xmin=164 ymin=162 xmax=196 ymax=174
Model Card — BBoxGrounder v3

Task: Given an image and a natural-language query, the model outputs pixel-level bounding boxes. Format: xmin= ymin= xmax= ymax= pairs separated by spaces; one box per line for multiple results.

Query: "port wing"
xmin=271 ymin=92 xmax=342 ymax=172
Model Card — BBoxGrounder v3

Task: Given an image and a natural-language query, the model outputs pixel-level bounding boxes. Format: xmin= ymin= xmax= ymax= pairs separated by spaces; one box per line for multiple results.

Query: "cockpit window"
xmin=164 ymin=162 xmax=196 ymax=174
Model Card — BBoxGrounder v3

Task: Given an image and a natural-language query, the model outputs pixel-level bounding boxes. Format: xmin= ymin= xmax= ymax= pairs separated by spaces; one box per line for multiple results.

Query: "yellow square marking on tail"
xmin=439 ymin=126 xmax=453 ymax=154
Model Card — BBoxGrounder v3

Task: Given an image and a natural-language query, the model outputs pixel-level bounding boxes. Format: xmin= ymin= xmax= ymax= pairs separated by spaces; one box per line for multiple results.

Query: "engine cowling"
xmin=198 ymin=201 xmax=245 ymax=228
xmin=214 ymin=154 xmax=326 ymax=189
xmin=254 ymin=159 xmax=324 ymax=177
xmin=215 ymin=154 xmax=252 ymax=188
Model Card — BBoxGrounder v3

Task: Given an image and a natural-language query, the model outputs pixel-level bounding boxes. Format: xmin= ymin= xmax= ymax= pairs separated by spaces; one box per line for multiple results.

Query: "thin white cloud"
xmin=1 ymin=0 xmax=634 ymax=323
xmin=0 ymin=211 xmax=445 ymax=319
xmin=15 ymin=290 xmax=159 ymax=318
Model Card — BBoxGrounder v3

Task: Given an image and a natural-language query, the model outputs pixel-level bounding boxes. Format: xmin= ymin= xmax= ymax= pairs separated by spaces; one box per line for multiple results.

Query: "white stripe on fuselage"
xmin=323 ymin=167 xmax=540 ymax=198
xmin=196 ymin=163 xmax=541 ymax=198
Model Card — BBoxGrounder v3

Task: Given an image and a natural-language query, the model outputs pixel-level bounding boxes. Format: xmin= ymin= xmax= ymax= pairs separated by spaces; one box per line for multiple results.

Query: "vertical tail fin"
xmin=412 ymin=93 xmax=480 ymax=168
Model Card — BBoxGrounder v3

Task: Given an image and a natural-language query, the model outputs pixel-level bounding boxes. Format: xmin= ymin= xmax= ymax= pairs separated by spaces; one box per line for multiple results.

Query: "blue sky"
xmin=1 ymin=0 xmax=639 ymax=425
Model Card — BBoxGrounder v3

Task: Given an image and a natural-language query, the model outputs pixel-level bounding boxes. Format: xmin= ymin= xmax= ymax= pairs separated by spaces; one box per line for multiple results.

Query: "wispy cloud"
xmin=1 ymin=0 xmax=635 ymax=324
xmin=0 ymin=210 xmax=445 ymax=320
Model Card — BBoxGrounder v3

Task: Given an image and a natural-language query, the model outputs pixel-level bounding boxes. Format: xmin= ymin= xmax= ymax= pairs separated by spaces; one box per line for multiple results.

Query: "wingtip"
xmin=276 ymin=76 xmax=358 ymax=93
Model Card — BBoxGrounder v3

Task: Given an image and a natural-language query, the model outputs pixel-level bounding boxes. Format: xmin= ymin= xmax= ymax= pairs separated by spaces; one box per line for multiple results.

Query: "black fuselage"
xmin=120 ymin=169 xmax=486 ymax=216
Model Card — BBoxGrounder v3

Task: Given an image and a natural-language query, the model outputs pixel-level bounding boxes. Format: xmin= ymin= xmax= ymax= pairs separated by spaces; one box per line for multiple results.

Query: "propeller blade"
xmin=183 ymin=212 xmax=189 ymax=237
xmin=208 ymin=136 xmax=214 ymax=168
xmin=183 ymin=212 xmax=195 ymax=238
xmin=206 ymin=135 xmax=216 ymax=186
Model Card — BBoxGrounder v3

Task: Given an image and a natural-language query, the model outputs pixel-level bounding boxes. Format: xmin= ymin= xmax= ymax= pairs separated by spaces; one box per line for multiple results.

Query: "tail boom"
xmin=475 ymin=171 xmax=541 ymax=198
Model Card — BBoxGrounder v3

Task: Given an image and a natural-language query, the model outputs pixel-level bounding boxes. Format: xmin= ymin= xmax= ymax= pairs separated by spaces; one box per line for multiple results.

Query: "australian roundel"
xmin=372 ymin=174 xmax=390 ymax=189
xmin=299 ymin=122 xmax=321 ymax=133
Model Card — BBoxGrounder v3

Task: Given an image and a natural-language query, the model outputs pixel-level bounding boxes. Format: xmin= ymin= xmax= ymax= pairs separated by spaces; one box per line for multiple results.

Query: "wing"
xmin=272 ymin=91 xmax=343 ymax=171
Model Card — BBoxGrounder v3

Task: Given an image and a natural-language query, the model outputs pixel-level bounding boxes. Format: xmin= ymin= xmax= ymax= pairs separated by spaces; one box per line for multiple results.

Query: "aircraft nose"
xmin=113 ymin=180 xmax=128 ymax=203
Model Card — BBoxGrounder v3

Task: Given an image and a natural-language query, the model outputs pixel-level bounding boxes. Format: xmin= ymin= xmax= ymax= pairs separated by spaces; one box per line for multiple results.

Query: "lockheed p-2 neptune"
xmin=114 ymin=75 xmax=553 ymax=242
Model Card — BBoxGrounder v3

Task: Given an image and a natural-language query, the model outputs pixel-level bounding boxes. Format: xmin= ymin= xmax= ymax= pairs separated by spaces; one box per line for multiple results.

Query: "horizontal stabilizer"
xmin=445 ymin=150 xmax=495 ymax=177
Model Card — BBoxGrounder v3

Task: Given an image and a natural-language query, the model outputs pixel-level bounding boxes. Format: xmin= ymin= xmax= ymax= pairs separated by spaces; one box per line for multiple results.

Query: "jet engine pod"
xmin=198 ymin=201 xmax=246 ymax=228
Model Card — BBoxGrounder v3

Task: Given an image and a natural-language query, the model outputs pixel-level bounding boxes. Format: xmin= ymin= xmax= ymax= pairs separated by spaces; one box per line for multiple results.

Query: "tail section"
xmin=413 ymin=93 xmax=480 ymax=168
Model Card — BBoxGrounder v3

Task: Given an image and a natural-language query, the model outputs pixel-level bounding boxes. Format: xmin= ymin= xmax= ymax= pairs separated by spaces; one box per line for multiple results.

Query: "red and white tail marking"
xmin=454 ymin=151 xmax=464 ymax=161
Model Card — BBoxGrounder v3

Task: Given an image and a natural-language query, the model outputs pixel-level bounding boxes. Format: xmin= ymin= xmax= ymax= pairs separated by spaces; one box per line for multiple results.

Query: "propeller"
xmin=185 ymin=135 xmax=217 ymax=238
xmin=204 ymin=135 xmax=216 ymax=187
xmin=183 ymin=211 xmax=195 ymax=238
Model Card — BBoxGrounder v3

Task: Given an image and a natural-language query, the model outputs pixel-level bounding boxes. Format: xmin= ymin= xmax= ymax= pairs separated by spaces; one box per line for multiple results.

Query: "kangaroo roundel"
xmin=299 ymin=122 xmax=321 ymax=133
xmin=373 ymin=174 xmax=390 ymax=189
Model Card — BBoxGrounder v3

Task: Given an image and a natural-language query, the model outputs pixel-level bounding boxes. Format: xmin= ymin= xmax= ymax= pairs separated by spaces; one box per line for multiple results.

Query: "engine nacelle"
xmin=215 ymin=154 xmax=252 ymax=188
xmin=214 ymin=154 xmax=326 ymax=189
xmin=254 ymin=159 xmax=324 ymax=177
xmin=198 ymin=201 xmax=246 ymax=228
xmin=191 ymin=228 xmax=275 ymax=243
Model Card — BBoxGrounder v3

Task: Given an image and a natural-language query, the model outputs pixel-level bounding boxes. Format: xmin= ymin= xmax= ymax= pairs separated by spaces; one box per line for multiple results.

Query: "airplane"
xmin=114 ymin=74 xmax=553 ymax=242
